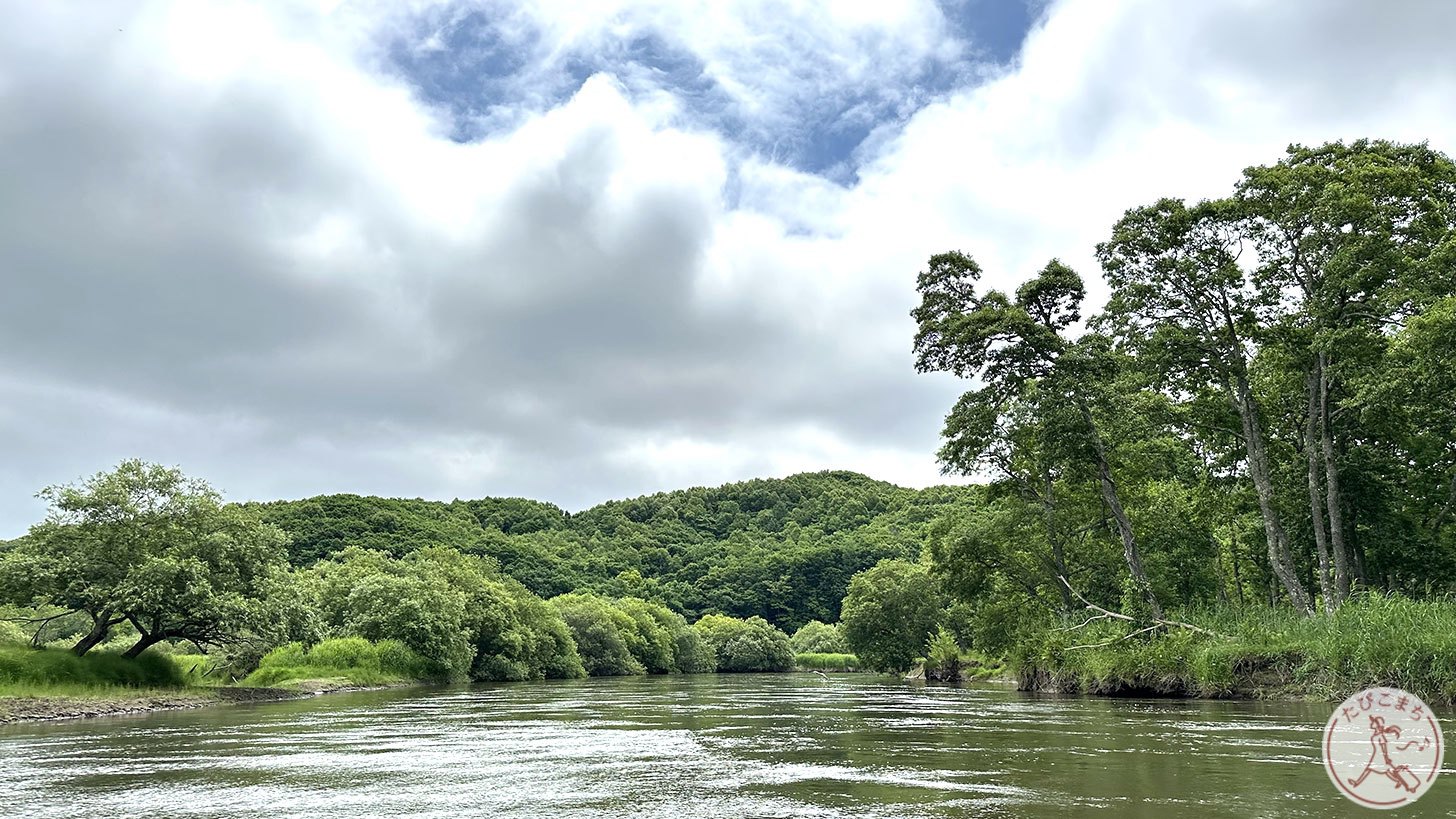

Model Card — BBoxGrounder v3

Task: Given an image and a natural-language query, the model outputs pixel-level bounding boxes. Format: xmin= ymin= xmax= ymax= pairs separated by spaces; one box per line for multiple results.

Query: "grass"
xmin=1014 ymin=593 xmax=1456 ymax=702
xmin=241 ymin=637 xmax=432 ymax=688
xmin=0 ymin=643 xmax=183 ymax=690
xmin=795 ymin=652 xmax=861 ymax=671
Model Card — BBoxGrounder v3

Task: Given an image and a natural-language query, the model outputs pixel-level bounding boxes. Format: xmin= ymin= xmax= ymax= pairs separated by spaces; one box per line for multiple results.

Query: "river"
xmin=2 ymin=674 xmax=1452 ymax=817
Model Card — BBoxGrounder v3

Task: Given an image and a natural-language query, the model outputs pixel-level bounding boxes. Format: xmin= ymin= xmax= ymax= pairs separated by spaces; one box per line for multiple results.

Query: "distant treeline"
xmin=244 ymin=470 xmax=970 ymax=632
xmin=0 ymin=462 xmax=959 ymax=686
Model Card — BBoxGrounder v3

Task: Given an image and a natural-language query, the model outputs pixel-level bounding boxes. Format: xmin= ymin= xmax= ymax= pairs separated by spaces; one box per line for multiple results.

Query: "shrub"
xmin=550 ymin=593 xmax=644 ymax=676
xmin=694 ymin=614 xmax=793 ymax=672
xmin=925 ymin=627 xmax=961 ymax=679
xmin=243 ymin=638 xmax=432 ymax=687
xmin=790 ymin=621 xmax=847 ymax=655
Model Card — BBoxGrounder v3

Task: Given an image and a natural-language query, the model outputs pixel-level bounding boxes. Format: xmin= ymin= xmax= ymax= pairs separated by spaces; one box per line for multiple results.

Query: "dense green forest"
xmin=4 ymin=138 xmax=1456 ymax=702
xmin=912 ymin=139 xmax=1456 ymax=698
xmin=245 ymin=469 xmax=967 ymax=632
xmin=0 ymin=461 xmax=970 ymax=688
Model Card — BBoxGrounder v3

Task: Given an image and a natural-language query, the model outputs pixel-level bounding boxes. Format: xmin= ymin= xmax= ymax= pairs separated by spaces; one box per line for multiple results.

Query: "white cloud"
xmin=3 ymin=0 xmax=1455 ymax=533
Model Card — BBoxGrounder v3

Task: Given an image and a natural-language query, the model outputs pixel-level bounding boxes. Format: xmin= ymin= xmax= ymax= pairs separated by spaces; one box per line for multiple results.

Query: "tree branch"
xmin=1056 ymin=575 xmax=1228 ymax=640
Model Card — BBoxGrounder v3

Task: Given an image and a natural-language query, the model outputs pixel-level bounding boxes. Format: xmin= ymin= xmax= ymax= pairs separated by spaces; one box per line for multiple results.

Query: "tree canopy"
xmin=0 ymin=461 xmax=290 ymax=657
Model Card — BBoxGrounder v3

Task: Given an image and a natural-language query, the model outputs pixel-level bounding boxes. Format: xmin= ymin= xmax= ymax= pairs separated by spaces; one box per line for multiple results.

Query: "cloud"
xmin=2 ymin=0 xmax=1455 ymax=534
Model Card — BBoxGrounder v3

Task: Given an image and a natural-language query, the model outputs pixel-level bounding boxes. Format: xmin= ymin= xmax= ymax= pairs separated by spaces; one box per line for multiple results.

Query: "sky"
xmin=3 ymin=0 xmax=1456 ymax=536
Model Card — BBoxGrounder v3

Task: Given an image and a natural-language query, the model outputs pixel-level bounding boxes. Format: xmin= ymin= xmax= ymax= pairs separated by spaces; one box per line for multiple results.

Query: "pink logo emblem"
xmin=1324 ymin=687 xmax=1444 ymax=809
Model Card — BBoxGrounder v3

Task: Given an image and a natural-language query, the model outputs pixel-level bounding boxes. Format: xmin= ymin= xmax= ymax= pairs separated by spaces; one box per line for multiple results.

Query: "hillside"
xmin=247 ymin=471 xmax=978 ymax=631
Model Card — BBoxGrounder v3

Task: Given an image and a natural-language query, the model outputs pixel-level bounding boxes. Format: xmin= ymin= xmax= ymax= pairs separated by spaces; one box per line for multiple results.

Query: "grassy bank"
xmin=242 ymin=638 xmax=432 ymax=688
xmin=1013 ymin=594 xmax=1456 ymax=703
xmin=0 ymin=637 xmax=435 ymax=723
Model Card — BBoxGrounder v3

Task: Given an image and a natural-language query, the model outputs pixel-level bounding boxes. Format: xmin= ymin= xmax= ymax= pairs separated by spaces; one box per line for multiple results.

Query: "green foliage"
xmin=545 ymin=594 xmax=712 ymax=676
xmin=0 ymin=645 xmax=182 ymax=689
xmin=170 ymin=653 xmax=224 ymax=685
xmin=925 ymin=626 xmax=961 ymax=679
xmin=693 ymin=614 xmax=793 ymax=672
xmin=789 ymin=620 xmax=847 ymax=654
xmin=307 ymin=548 xmax=584 ymax=682
xmin=0 ymin=461 xmax=292 ymax=657
xmin=550 ymin=593 xmax=644 ymax=676
xmin=0 ymin=619 xmax=26 ymax=645
xmin=794 ymin=652 xmax=859 ymax=671
xmin=254 ymin=471 xmax=970 ymax=632
xmin=243 ymin=638 xmax=431 ymax=687
xmin=1016 ymin=595 xmax=1456 ymax=703
xmin=840 ymin=559 xmax=943 ymax=672
xmin=248 ymin=494 xmax=491 ymax=565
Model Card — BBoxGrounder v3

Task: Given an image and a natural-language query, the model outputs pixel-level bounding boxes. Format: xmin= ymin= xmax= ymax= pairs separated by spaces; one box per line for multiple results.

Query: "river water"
xmin=2 ymin=674 xmax=1453 ymax=818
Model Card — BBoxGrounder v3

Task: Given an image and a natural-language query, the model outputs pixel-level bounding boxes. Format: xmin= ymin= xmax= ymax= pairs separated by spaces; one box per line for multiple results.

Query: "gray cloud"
xmin=4 ymin=0 xmax=1455 ymax=536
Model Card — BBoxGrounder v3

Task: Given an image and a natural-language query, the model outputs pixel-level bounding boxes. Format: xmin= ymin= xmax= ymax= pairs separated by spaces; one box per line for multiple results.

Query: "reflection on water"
xmin=2 ymin=675 xmax=1453 ymax=818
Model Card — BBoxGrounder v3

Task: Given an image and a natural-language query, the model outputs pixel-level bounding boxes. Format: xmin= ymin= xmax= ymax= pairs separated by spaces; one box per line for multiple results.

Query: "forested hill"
xmin=245 ymin=471 xmax=977 ymax=632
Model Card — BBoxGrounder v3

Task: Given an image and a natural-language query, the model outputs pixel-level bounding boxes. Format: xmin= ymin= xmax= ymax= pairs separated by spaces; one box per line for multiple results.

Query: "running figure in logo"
xmin=1324 ymin=686 xmax=1444 ymax=809
xmin=1347 ymin=714 xmax=1427 ymax=793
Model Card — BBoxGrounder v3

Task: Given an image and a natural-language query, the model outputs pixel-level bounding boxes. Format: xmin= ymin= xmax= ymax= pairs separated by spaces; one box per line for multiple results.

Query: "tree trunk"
xmin=1305 ymin=366 xmax=1335 ymax=613
xmin=1081 ymin=407 xmax=1164 ymax=621
xmin=1043 ymin=474 xmax=1073 ymax=612
xmin=1319 ymin=354 xmax=1352 ymax=602
xmin=122 ymin=633 xmax=164 ymax=659
xmin=1228 ymin=523 xmax=1245 ymax=609
xmin=71 ymin=612 xmax=117 ymax=657
xmin=1232 ymin=370 xmax=1314 ymax=614
xmin=1431 ymin=474 xmax=1456 ymax=533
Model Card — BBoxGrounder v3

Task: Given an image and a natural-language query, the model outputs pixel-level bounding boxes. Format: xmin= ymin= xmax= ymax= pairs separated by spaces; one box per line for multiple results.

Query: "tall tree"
xmin=1097 ymin=199 xmax=1315 ymax=614
xmin=912 ymin=252 xmax=1164 ymax=619
xmin=1236 ymin=140 xmax=1456 ymax=602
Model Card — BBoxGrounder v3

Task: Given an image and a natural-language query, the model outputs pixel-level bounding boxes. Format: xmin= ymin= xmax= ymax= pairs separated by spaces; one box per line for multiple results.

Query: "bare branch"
xmin=1057 ymin=575 xmax=1229 ymax=640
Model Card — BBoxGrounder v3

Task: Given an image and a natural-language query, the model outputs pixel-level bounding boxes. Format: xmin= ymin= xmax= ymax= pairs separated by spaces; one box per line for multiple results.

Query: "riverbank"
xmin=0 ymin=638 xmax=434 ymax=724
xmin=1011 ymin=594 xmax=1456 ymax=704
xmin=0 ymin=677 xmax=416 ymax=724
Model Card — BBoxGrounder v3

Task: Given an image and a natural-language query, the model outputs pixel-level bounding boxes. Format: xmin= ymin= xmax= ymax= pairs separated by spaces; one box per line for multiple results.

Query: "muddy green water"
xmin=2 ymin=674 xmax=1453 ymax=817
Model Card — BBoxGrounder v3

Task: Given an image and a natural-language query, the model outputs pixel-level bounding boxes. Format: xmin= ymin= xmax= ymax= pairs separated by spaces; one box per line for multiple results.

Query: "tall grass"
xmin=795 ymin=652 xmax=860 ymax=671
xmin=0 ymin=645 xmax=183 ymax=691
xmin=1015 ymin=593 xmax=1456 ymax=702
xmin=242 ymin=637 xmax=432 ymax=688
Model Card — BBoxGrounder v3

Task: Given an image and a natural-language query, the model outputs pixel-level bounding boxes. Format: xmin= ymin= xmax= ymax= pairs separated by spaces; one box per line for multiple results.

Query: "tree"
xmin=1236 ymin=140 xmax=1456 ymax=604
xmin=692 ymin=614 xmax=793 ymax=672
xmin=912 ymin=253 xmax=1165 ymax=619
xmin=789 ymin=620 xmax=848 ymax=654
xmin=1097 ymin=141 xmax=1456 ymax=612
xmin=839 ymin=559 xmax=943 ymax=672
xmin=1097 ymin=198 xmax=1314 ymax=613
xmin=0 ymin=460 xmax=291 ymax=657
xmin=550 ymin=593 xmax=645 ymax=676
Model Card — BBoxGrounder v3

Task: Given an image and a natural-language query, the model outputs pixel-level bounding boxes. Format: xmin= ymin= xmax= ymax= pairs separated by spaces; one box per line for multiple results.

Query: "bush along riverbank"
xmin=1011 ymin=595 xmax=1456 ymax=703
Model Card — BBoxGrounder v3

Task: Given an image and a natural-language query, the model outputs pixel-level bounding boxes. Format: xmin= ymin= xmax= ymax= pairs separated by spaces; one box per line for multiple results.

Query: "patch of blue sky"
xmin=384 ymin=1 xmax=1039 ymax=180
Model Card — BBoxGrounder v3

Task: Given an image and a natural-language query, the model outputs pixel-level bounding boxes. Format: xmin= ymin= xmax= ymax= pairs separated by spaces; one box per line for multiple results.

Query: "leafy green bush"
xmin=694 ymin=614 xmax=793 ymax=672
xmin=0 ymin=620 xmax=27 ymax=645
xmin=307 ymin=547 xmax=585 ymax=682
xmin=925 ymin=626 xmax=961 ymax=679
xmin=790 ymin=621 xmax=847 ymax=655
xmin=550 ymin=593 xmax=644 ymax=676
